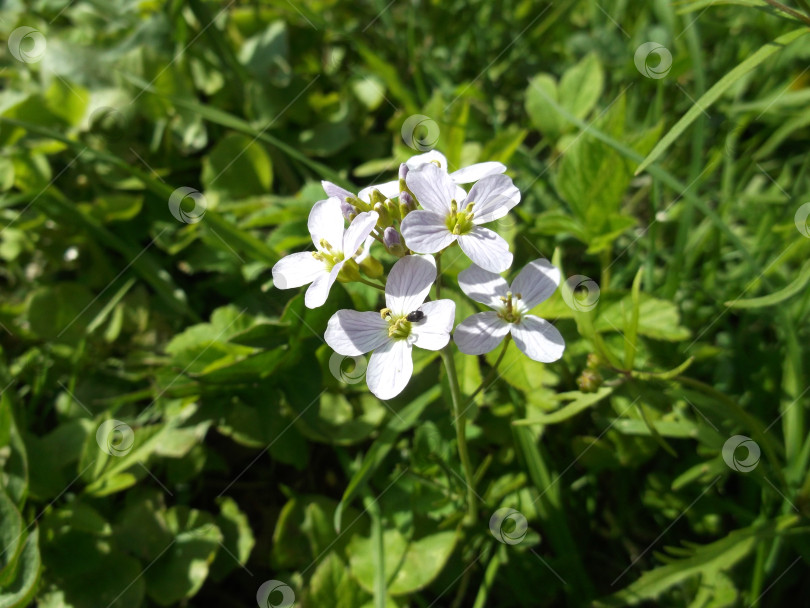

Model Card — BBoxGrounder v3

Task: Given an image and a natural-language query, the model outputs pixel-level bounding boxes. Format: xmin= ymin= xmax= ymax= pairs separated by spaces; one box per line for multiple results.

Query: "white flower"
xmin=272 ymin=198 xmax=378 ymax=309
xmin=454 ymin=259 xmax=565 ymax=362
xmin=399 ymin=162 xmax=519 ymax=272
xmin=325 ymin=255 xmax=455 ymax=399
xmin=358 ymin=150 xmax=508 ymax=199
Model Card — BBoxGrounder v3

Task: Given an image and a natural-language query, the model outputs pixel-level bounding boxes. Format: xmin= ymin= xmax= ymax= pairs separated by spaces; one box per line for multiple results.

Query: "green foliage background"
xmin=1 ymin=0 xmax=809 ymax=606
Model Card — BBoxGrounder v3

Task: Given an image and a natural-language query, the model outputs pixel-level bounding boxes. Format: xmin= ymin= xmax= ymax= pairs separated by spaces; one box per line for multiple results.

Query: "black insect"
xmin=406 ymin=309 xmax=425 ymax=322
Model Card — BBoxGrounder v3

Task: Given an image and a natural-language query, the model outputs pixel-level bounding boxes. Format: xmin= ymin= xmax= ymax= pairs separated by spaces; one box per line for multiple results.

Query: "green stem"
xmin=472 ymin=545 xmax=503 ymax=608
xmin=441 ymin=346 xmax=477 ymax=525
xmin=465 ymin=335 xmax=511 ymax=407
xmin=763 ymin=0 xmax=810 ymax=26
xmin=357 ymin=277 xmax=385 ymax=290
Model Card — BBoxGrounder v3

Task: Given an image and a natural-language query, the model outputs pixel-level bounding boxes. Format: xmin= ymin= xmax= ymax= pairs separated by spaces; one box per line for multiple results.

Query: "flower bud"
xmin=337 ymin=259 xmax=363 ymax=283
xmin=374 ymin=202 xmax=391 ymax=227
xmin=576 ymin=368 xmax=603 ymax=393
xmin=360 ymin=256 xmax=384 ymax=278
xmin=399 ymin=191 xmax=416 ymax=218
xmin=341 ymin=200 xmax=357 ymax=221
xmin=383 ymin=227 xmax=406 ymax=257
xmin=369 ymin=189 xmax=387 ymax=206
xmin=399 ymin=163 xmax=409 ymax=180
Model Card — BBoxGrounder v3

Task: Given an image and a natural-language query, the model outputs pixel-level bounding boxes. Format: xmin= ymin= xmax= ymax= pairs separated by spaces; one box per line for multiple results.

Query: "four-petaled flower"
xmin=453 ymin=259 xmax=565 ymax=362
xmin=400 ymin=162 xmax=519 ymax=272
xmin=325 ymin=255 xmax=456 ymax=399
xmin=359 ymin=150 xmax=508 ymax=199
xmin=272 ymin=198 xmax=378 ymax=309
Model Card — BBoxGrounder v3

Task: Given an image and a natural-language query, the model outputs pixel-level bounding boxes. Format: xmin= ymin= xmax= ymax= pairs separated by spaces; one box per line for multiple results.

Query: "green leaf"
xmin=348 ymin=529 xmax=457 ymax=595
xmin=725 ymin=261 xmax=810 ymax=309
xmin=0 ymin=528 xmax=40 ymax=608
xmin=558 ymin=53 xmax=604 ymax=122
xmin=144 ymin=507 xmax=223 ymax=606
xmin=305 ymin=552 xmax=368 ymax=607
xmin=202 ymin=132 xmax=273 ymax=201
xmin=525 ymin=74 xmax=565 ymax=137
xmin=0 ymin=489 xmax=23 ymax=585
xmin=596 ymin=517 xmax=796 ymax=606
xmin=0 ymin=394 xmax=28 ymax=506
xmin=635 ymin=28 xmax=810 ymax=175
xmin=209 ymin=497 xmax=255 ymax=581
xmin=334 ymin=386 xmax=441 ymax=532
xmin=514 ymin=387 xmax=614 ymax=425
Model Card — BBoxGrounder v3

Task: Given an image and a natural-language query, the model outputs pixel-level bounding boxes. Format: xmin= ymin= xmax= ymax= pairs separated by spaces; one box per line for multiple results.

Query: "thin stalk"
xmin=763 ymin=0 xmax=810 ymax=26
xmin=441 ymin=346 xmax=477 ymax=525
xmin=357 ymin=277 xmax=386 ymax=291
xmin=472 ymin=546 xmax=503 ymax=608
xmin=466 ymin=335 xmax=512 ymax=406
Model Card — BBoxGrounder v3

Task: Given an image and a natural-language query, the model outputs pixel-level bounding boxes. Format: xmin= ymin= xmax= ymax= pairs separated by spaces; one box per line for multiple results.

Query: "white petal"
xmin=358 ymin=179 xmax=400 ymax=202
xmin=457 ymin=264 xmax=509 ymax=308
xmin=367 ymin=339 xmax=413 ymax=400
xmin=449 ymin=161 xmax=507 ymax=184
xmin=466 ymin=175 xmax=520 ymax=225
xmin=308 ymin=198 xmax=345 ymax=250
xmin=511 ymin=315 xmax=565 ymax=363
xmin=457 ymin=227 xmax=513 ymax=273
xmin=343 ymin=211 xmax=379 ymax=257
xmin=400 ymin=210 xmax=456 ymax=254
xmin=325 ymin=310 xmax=390 ymax=356
xmin=272 ymin=252 xmax=325 ymax=289
xmin=304 ymin=264 xmax=341 ymax=309
xmin=355 ymin=234 xmax=375 ymax=263
xmin=321 ymin=180 xmax=354 ymax=203
xmin=453 ymin=312 xmax=510 ymax=355
xmin=405 ymin=150 xmax=448 ymax=171
xmin=385 ymin=254 xmax=436 ymax=316
xmin=510 ymin=258 xmax=560 ymax=309
xmin=411 ymin=299 xmax=455 ymax=351
xmin=405 ymin=162 xmax=457 ymax=215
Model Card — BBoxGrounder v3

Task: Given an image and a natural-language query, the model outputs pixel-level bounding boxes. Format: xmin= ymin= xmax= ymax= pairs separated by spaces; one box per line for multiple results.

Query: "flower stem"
xmin=440 ymin=345 xmax=477 ymax=525
xmin=357 ymin=277 xmax=385 ymax=290
xmin=465 ymin=335 xmax=511 ymax=407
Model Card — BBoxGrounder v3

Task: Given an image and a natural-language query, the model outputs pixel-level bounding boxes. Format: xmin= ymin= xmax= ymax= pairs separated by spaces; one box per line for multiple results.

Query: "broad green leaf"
xmin=558 ymin=53 xmax=604 ymax=122
xmin=201 ymin=132 xmax=273 ymax=201
xmin=306 ymin=552 xmax=368 ymax=607
xmin=334 ymin=386 xmax=441 ymax=532
xmin=210 ymin=497 xmax=255 ymax=581
xmin=525 ymin=74 xmax=565 ymax=137
xmin=0 ymin=489 xmax=23 ymax=585
xmin=348 ymin=529 xmax=457 ymax=595
xmin=0 ymin=529 xmax=40 ymax=608
xmin=636 ymin=28 xmax=810 ymax=175
xmin=0 ymin=394 xmax=27 ymax=506
xmin=144 ymin=507 xmax=223 ymax=606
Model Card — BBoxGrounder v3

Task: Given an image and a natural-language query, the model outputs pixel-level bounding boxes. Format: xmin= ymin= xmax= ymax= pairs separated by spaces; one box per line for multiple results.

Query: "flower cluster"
xmin=272 ymin=151 xmax=565 ymax=399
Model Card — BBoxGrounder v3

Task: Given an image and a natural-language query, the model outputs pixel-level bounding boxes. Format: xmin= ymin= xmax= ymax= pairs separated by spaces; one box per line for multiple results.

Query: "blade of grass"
xmin=635 ymin=28 xmax=810 ymax=175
